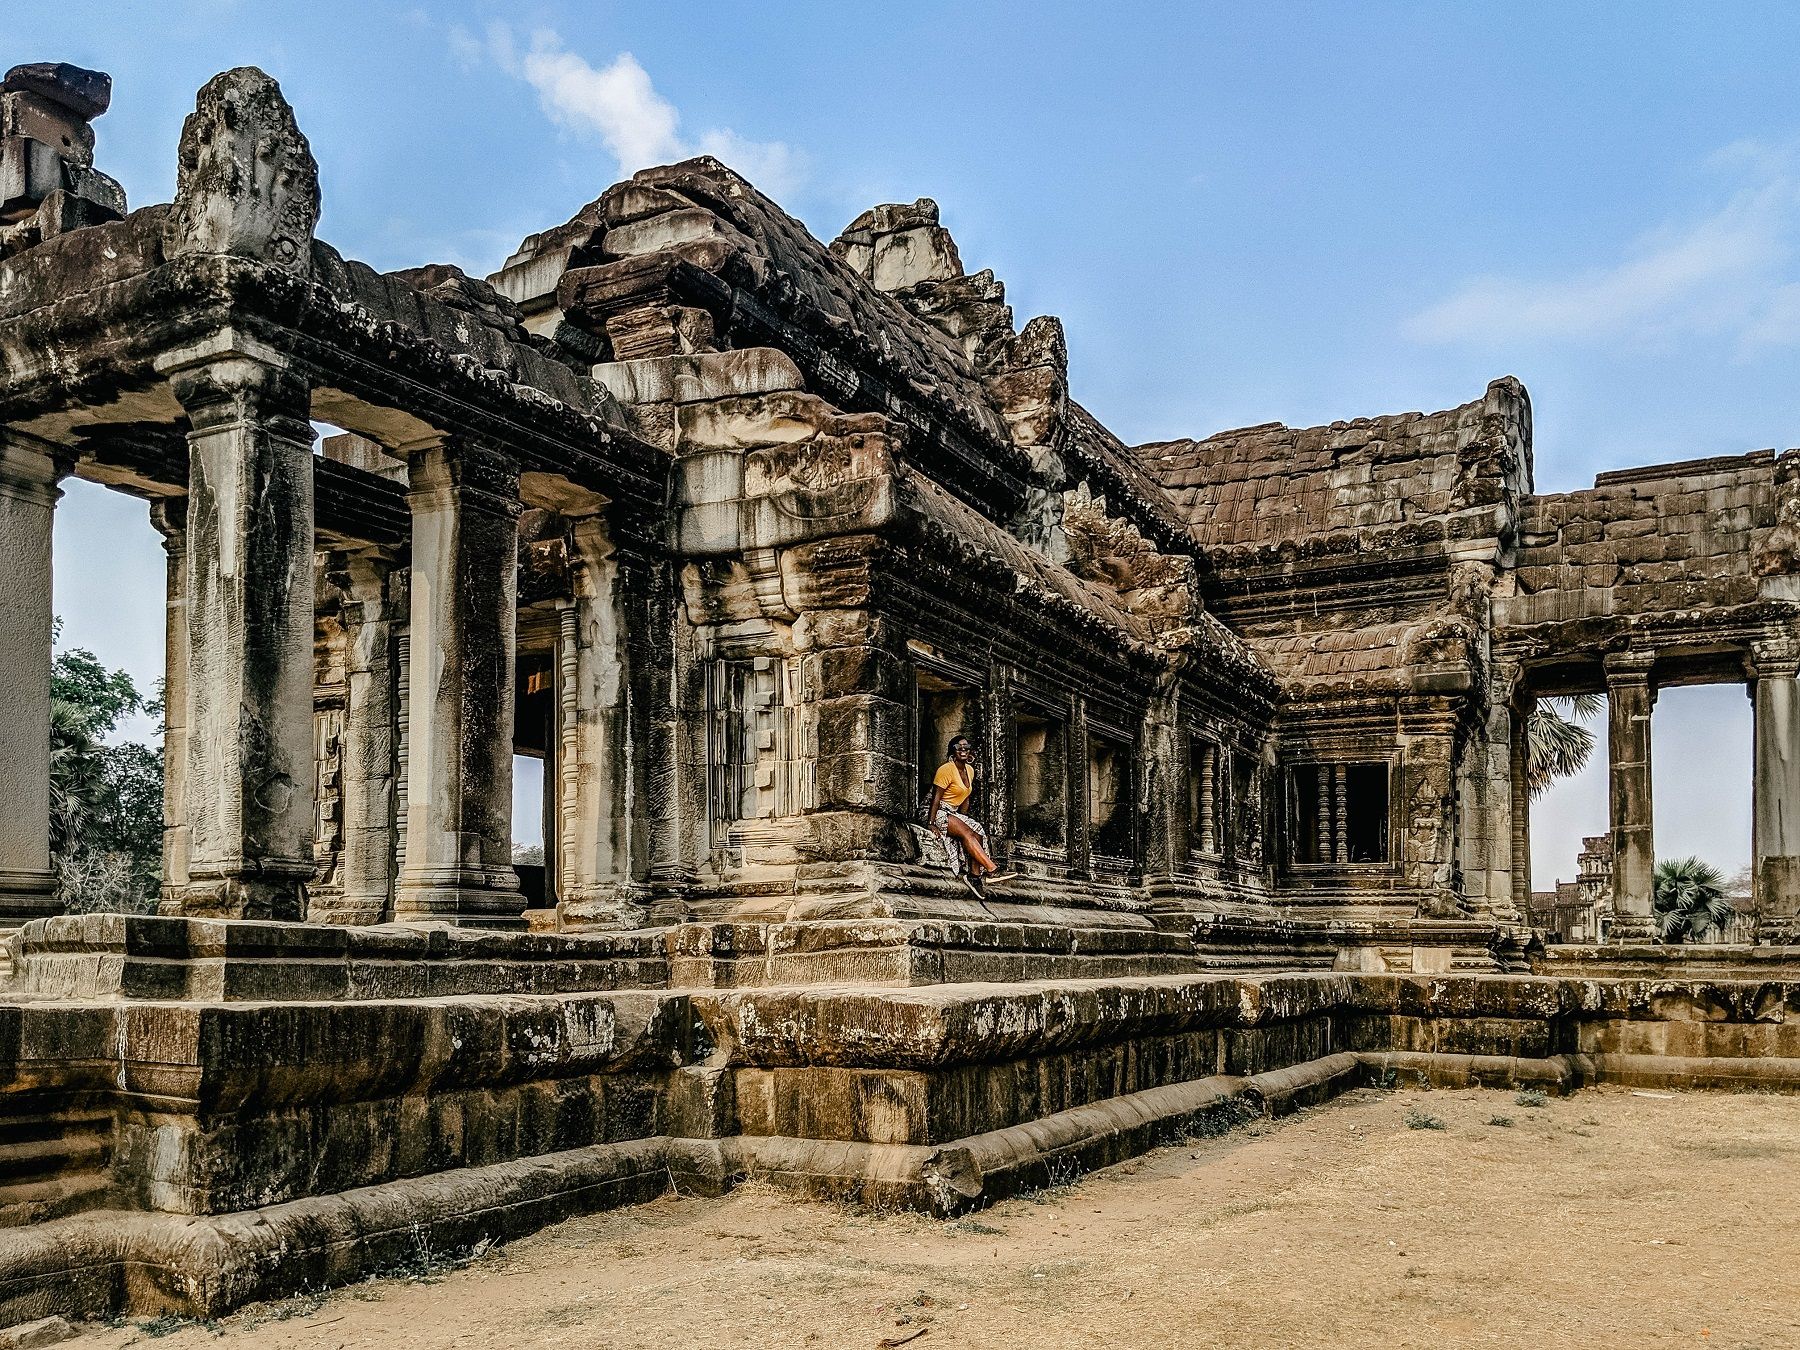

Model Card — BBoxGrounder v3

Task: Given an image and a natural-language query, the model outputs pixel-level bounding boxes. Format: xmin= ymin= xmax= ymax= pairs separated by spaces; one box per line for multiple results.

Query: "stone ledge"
xmin=6 ymin=914 xmax=668 ymax=1001
xmin=1537 ymin=943 xmax=1800 ymax=980
xmin=10 ymin=1042 xmax=1799 ymax=1326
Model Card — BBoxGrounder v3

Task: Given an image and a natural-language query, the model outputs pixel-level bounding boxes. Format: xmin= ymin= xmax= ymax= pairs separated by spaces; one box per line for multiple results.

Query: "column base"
xmin=394 ymin=868 xmax=524 ymax=929
xmin=168 ymin=869 xmax=310 ymax=922
xmin=0 ymin=867 xmax=60 ymax=923
xmin=1608 ymin=911 xmax=1657 ymax=942
xmin=306 ymin=897 xmax=391 ymax=926
xmin=1754 ymin=855 xmax=1800 ymax=943
xmin=554 ymin=882 xmax=654 ymax=931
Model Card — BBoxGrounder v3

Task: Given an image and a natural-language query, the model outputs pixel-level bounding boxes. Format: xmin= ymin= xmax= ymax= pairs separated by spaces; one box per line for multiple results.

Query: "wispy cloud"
xmin=453 ymin=23 xmax=805 ymax=198
xmin=1405 ymin=143 xmax=1800 ymax=350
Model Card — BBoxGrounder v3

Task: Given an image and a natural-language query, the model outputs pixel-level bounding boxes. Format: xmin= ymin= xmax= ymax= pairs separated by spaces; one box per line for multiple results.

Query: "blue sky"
xmin=19 ymin=1 xmax=1800 ymax=878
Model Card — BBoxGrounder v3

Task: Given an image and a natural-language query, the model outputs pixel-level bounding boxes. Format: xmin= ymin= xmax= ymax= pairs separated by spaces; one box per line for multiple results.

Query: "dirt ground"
xmin=73 ymin=1086 xmax=1800 ymax=1350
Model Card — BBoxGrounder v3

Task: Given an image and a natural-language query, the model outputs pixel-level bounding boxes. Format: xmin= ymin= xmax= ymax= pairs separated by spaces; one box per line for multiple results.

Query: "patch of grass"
xmin=1404 ymin=1107 xmax=1447 ymax=1131
xmin=949 ymin=1218 xmax=1003 ymax=1236
xmin=1209 ymin=1198 xmax=1272 ymax=1223
xmin=1514 ymin=1088 xmax=1548 ymax=1108
xmin=1024 ymin=1156 xmax=1084 ymax=1205
xmin=373 ymin=1225 xmax=496 ymax=1284
xmin=1488 ymin=1115 xmax=1515 ymax=1128
xmin=1183 ymin=1097 xmax=1261 ymax=1140
xmin=240 ymin=1292 xmax=327 ymax=1330
xmin=124 ymin=1313 xmax=224 ymax=1338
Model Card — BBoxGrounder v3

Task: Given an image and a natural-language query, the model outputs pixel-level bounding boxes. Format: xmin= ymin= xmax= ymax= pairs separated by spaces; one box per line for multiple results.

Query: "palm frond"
xmin=1526 ymin=702 xmax=1596 ymax=798
xmin=1566 ymin=692 xmax=1604 ymax=720
xmin=1652 ymin=856 xmax=1732 ymax=942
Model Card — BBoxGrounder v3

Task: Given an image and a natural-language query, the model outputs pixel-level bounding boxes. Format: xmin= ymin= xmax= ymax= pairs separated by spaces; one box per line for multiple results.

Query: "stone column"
xmin=1508 ymin=692 xmax=1535 ymax=920
xmin=1605 ymin=652 xmax=1657 ymax=940
xmin=393 ymin=618 xmax=411 ymax=880
xmin=333 ymin=550 xmax=400 ymax=923
xmin=1331 ymin=764 xmax=1348 ymax=864
xmin=162 ymin=345 xmax=318 ymax=920
xmin=393 ymin=436 xmax=523 ymax=926
xmin=149 ymin=499 xmax=191 ymax=907
xmin=1751 ymin=638 xmax=1800 ymax=941
xmin=552 ymin=518 xmax=637 ymax=921
xmin=0 ymin=434 xmax=63 ymax=921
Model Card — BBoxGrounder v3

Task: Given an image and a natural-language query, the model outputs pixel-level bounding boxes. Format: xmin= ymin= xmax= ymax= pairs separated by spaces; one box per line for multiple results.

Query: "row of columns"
xmin=0 ymin=335 xmax=619 ymax=929
xmin=1504 ymin=646 xmax=1800 ymax=942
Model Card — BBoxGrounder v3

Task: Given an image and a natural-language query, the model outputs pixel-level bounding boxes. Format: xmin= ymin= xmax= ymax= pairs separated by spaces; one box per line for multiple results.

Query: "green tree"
xmin=1526 ymin=693 xmax=1600 ymax=798
xmin=48 ymin=623 xmax=164 ymax=914
xmin=1652 ymin=856 xmax=1735 ymax=943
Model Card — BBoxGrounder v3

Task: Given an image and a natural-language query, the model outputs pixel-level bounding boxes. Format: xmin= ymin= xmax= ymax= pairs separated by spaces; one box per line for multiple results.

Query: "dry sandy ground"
xmin=74 ymin=1086 xmax=1800 ymax=1350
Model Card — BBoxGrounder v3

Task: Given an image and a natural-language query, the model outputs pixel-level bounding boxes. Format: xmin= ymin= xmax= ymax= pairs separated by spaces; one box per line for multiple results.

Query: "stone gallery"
xmin=4 ymin=61 xmax=1800 ymax=1324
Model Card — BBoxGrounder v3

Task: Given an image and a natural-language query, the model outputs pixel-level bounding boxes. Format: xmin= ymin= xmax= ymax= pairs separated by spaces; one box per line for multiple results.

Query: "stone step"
xmin=0 ymin=1170 xmax=112 ymax=1228
xmin=0 ymin=1113 xmax=112 ymax=1225
xmin=0 ymin=1131 xmax=107 ymax=1184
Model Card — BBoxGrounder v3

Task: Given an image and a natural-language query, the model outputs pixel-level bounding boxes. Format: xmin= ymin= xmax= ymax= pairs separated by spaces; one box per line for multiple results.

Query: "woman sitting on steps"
xmin=928 ymin=734 xmax=1014 ymax=898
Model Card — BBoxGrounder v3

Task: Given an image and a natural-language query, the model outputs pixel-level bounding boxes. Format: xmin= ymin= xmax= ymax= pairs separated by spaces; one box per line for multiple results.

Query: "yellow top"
xmin=934 ymin=760 xmax=973 ymax=810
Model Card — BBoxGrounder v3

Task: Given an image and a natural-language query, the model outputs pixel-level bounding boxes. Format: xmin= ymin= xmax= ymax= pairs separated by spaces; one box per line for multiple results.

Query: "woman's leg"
xmin=944 ymin=815 xmax=996 ymax=874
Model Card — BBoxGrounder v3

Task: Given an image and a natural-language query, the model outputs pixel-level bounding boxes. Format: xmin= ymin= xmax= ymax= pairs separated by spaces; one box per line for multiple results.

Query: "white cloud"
xmin=1405 ymin=145 xmax=1800 ymax=350
xmin=458 ymin=24 xmax=804 ymax=197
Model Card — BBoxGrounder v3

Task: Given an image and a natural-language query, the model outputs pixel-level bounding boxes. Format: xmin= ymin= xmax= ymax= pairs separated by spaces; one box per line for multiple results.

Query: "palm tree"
xmin=1526 ymin=693 xmax=1601 ymax=798
xmin=1652 ymin=856 xmax=1734 ymax=943
xmin=48 ymin=696 xmax=104 ymax=858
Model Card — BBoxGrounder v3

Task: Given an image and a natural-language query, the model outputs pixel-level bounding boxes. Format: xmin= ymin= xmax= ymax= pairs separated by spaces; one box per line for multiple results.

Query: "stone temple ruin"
xmin=5 ymin=61 xmax=1800 ymax=1323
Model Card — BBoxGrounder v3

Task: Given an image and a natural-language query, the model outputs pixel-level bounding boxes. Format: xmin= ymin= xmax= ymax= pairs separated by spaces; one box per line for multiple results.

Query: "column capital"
xmin=1603 ymin=649 xmax=1656 ymax=686
xmin=153 ymin=327 xmax=293 ymax=379
xmin=147 ymin=496 xmax=187 ymax=545
xmin=0 ymin=433 xmax=68 ymax=509
xmin=405 ymin=435 xmax=521 ymax=521
xmin=326 ymin=545 xmax=401 ymax=604
xmin=1749 ymin=633 xmax=1800 ymax=681
xmin=160 ymin=334 xmax=310 ymax=441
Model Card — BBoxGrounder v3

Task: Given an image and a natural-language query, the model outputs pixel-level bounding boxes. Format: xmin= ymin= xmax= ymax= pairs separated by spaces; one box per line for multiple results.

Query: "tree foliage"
xmin=48 ymin=624 xmax=163 ymax=914
xmin=1526 ymin=693 xmax=1600 ymax=799
xmin=1653 ymin=856 xmax=1735 ymax=943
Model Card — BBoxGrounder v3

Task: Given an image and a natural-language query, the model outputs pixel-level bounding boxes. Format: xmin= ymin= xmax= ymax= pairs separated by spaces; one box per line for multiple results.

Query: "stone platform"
xmin=3 ymin=917 xmax=1800 ymax=1326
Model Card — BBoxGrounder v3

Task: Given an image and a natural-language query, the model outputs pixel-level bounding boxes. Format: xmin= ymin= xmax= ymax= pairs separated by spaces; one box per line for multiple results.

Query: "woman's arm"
xmin=928 ymin=783 xmax=947 ymax=832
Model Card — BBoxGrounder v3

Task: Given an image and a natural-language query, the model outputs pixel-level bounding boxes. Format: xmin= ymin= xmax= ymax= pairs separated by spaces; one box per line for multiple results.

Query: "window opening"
xmin=1189 ymin=738 xmax=1227 ymax=856
xmin=1289 ymin=761 xmax=1389 ymax=865
xmin=1088 ymin=731 xmax=1135 ymax=860
xmin=1013 ymin=708 xmax=1068 ymax=850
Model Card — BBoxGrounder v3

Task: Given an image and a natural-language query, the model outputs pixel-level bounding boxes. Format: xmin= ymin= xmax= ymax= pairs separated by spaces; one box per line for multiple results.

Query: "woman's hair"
xmin=946 ymin=734 xmax=971 ymax=757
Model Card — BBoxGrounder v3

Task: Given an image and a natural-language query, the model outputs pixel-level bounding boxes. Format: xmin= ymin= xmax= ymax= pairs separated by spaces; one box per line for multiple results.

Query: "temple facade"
xmin=5 ymin=61 xmax=1800 ymax=1327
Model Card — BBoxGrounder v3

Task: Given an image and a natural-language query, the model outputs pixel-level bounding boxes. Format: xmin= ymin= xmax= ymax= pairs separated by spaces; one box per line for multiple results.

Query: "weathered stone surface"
xmin=165 ymin=68 xmax=318 ymax=274
xmin=2 ymin=65 xmax=110 ymax=120
xmin=0 ymin=437 xmax=59 ymax=921
xmin=162 ymin=346 xmax=317 ymax=921
xmin=0 ymin=94 xmax=94 ymax=168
